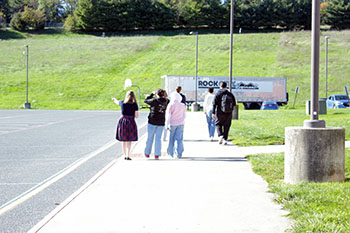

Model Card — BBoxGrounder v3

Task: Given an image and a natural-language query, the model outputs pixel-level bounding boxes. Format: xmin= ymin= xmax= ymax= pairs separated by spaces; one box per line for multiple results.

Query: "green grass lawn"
xmin=248 ymin=149 xmax=350 ymax=233
xmin=1 ymin=29 xmax=349 ymax=110
xmin=229 ymin=107 xmax=350 ymax=146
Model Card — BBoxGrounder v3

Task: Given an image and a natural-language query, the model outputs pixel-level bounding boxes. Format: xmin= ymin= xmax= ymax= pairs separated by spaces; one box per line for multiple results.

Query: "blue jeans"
xmin=206 ymin=110 xmax=215 ymax=137
xmin=167 ymin=125 xmax=184 ymax=158
xmin=145 ymin=124 xmax=164 ymax=156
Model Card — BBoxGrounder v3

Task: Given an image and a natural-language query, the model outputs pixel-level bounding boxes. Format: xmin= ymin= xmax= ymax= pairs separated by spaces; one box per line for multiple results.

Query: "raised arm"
xmin=112 ymin=97 xmax=119 ymax=105
xmin=144 ymin=92 xmax=156 ymax=105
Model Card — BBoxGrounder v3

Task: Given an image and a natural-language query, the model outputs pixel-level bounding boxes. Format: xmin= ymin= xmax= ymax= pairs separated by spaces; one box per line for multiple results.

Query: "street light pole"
xmin=189 ymin=31 xmax=200 ymax=111
xmin=195 ymin=32 xmax=198 ymax=104
xmin=229 ymin=0 xmax=234 ymax=92
xmin=325 ymin=36 xmax=328 ymax=98
xmin=304 ymin=0 xmax=325 ymax=128
xmin=24 ymin=45 xmax=31 ymax=109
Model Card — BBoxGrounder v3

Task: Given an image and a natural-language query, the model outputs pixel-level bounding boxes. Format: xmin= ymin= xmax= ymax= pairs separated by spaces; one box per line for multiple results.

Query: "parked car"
xmin=260 ymin=101 xmax=279 ymax=110
xmin=326 ymin=95 xmax=350 ymax=109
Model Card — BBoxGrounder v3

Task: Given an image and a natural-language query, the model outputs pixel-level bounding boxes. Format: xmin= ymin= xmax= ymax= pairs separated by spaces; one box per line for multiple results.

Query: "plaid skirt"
xmin=116 ymin=115 xmax=138 ymax=141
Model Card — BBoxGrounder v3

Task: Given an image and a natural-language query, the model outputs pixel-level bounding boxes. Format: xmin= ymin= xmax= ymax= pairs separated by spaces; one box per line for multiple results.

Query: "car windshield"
xmin=335 ymin=95 xmax=349 ymax=100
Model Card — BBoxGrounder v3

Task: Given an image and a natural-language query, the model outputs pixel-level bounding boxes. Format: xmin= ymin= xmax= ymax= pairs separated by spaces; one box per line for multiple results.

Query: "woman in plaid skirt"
xmin=112 ymin=90 xmax=139 ymax=160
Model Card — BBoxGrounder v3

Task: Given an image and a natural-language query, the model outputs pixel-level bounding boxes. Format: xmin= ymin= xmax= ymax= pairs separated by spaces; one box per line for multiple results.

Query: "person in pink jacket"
xmin=166 ymin=92 xmax=186 ymax=159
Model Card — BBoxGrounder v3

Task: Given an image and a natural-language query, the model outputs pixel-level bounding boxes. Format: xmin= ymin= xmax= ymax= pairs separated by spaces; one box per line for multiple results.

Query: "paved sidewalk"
xmin=30 ymin=112 xmax=293 ymax=233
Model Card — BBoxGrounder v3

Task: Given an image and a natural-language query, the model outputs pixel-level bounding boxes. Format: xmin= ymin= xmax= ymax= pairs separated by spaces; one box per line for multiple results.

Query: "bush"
xmin=64 ymin=14 xmax=78 ymax=31
xmin=21 ymin=7 xmax=46 ymax=30
xmin=9 ymin=7 xmax=46 ymax=31
xmin=10 ymin=12 xmax=27 ymax=31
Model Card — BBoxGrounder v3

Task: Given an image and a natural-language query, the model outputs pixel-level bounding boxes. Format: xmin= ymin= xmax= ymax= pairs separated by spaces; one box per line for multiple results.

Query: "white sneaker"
xmin=224 ymin=140 xmax=228 ymax=145
xmin=210 ymin=137 xmax=214 ymax=142
xmin=218 ymin=136 xmax=224 ymax=144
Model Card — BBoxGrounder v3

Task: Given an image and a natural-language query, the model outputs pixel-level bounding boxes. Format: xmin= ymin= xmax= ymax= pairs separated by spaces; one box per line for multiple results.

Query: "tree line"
xmin=1 ymin=0 xmax=350 ymax=31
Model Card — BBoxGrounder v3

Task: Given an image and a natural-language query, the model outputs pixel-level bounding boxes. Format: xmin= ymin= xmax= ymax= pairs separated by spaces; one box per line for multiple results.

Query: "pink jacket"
xmin=166 ymin=93 xmax=186 ymax=127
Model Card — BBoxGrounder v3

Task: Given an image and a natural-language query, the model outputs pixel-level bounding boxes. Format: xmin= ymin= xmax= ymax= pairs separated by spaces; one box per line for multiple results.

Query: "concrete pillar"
xmin=191 ymin=103 xmax=200 ymax=112
xmin=285 ymin=127 xmax=345 ymax=184
xmin=232 ymin=105 xmax=239 ymax=120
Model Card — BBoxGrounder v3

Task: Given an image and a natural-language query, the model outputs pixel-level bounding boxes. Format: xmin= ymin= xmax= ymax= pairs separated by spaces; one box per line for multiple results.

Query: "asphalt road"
xmin=0 ymin=110 xmax=148 ymax=233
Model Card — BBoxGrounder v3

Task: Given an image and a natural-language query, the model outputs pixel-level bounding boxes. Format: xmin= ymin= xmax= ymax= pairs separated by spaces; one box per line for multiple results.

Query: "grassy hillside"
xmin=0 ymin=29 xmax=349 ymax=109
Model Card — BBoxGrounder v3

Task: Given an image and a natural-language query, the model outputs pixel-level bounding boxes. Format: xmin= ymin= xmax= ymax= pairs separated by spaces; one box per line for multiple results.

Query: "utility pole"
xmin=24 ymin=45 xmax=31 ymax=109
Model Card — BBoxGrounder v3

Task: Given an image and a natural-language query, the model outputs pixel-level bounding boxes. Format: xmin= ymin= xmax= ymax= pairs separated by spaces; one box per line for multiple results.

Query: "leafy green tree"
xmin=151 ymin=1 xmax=176 ymax=29
xmin=126 ymin=0 xmax=154 ymax=30
xmin=8 ymin=0 xmax=30 ymax=12
xmin=38 ymin=0 xmax=63 ymax=23
xmin=158 ymin=0 xmax=188 ymax=27
xmin=63 ymin=12 xmax=77 ymax=30
xmin=199 ymin=0 xmax=227 ymax=28
xmin=320 ymin=1 xmax=328 ymax=24
xmin=256 ymin=0 xmax=279 ymax=29
xmin=234 ymin=0 xmax=261 ymax=29
xmin=325 ymin=0 xmax=350 ymax=29
xmin=62 ymin=0 xmax=78 ymax=16
xmin=21 ymin=6 xmax=46 ymax=29
xmin=10 ymin=11 xmax=26 ymax=29
xmin=74 ymin=0 xmax=104 ymax=31
xmin=9 ymin=6 xmax=45 ymax=30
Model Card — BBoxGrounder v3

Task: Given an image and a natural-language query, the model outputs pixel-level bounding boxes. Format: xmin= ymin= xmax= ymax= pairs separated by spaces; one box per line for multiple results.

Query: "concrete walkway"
xmin=29 ymin=112 xmax=324 ymax=233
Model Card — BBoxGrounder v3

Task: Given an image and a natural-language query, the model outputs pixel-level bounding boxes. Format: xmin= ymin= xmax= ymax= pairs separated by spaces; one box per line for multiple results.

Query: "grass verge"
xmin=247 ymin=149 xmax=350 ymax=233
xmin=229 ymin=107 xmax=350 ymax=146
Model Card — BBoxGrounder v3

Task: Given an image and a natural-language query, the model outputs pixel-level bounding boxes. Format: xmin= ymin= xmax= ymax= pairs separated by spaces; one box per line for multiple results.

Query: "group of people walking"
xmin=112 ymin=81 xmax=236 ymax=160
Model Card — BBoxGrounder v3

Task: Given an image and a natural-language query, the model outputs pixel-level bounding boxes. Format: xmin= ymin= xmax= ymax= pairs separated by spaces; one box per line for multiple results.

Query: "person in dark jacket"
xmin=212 ymin=82 xmax=236 ymax=145
xmin=144 ymin=89 xmax=170 ymax=159
xmin=176 ymin=86 xmax=186 ymax=105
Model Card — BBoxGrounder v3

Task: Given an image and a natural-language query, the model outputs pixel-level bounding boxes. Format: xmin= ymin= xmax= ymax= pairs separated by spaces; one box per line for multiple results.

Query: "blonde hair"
xmin=124 ymin=90 xmax=137 ymax=104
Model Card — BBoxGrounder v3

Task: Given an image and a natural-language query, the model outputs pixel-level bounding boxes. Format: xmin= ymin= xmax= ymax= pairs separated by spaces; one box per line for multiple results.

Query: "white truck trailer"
xmin=161 ymin=75 xmax=288 ymax=109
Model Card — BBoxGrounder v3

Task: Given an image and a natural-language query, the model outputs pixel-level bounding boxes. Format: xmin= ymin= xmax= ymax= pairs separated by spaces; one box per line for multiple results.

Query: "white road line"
xmin=0 ymin=140 xmax=118 ymax=216
xmin=0 ymin=112 xmax=52 ymax=120
xmin=0 ymin=114 xmax=36 ymax=120
xmin=0 ymin=183 xmax=38 ymax=185
xmin=0 ymin=116 xmax=94 ymax=136
xmin=28 ymin=159 xmax=120 ymax=233
xmin=0 ymin=121 xmax=148 ymax=217
xmin=28 ymin=123 xmax=148 ymax=233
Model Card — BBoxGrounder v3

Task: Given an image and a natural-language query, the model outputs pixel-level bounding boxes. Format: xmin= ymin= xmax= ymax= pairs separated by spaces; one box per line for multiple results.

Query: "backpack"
xmin=221 ymin=91 xmax=235 ymax=113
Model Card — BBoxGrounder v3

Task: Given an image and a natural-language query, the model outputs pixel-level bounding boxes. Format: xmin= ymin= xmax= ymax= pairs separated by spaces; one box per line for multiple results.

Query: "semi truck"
xmin=161 ymin=75 xmax=288 ymax=109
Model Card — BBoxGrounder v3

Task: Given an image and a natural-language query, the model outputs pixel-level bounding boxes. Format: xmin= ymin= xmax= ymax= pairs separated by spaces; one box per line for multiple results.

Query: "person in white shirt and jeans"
xmin=203 ymin=87 xmax=215 ymax=141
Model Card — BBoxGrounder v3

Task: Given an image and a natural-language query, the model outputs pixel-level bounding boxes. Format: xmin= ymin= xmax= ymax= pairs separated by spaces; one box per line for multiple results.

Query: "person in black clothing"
xmin=212 ymin=82 xmax=236 ymax=145
xmin=176 ymin=86 xmax=186 ymax=105
xmin=144 ymin=89 xmax=170 ymax=159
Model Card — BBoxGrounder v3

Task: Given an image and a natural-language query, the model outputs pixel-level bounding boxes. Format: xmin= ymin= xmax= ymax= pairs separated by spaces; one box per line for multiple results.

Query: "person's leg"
xmin=216 ymin=120 xmax=224 ymax=144
xmin=144 ymin=124 xmax=156 ymax=157
xmin=216 ymin=124 xmax=223 ymax=137
xmin=167 ymin=125 xmax=176 ymax=157
xmin=122 ymin=141 xmax=127 ymax=158
xmin=126 ymin=141 xmax=132 ymax=159
xmin=154 ymin=125 xmax=164 ymax=158
xmin=208 ymin=110 xmax=215 ymax=138
xmin=174 ymin=125 xmax=184 ymax=158
xmin=223 ymin=115 xmax=232 ymax=141
xmin=206 ymin=112 xmax=211 ymax=138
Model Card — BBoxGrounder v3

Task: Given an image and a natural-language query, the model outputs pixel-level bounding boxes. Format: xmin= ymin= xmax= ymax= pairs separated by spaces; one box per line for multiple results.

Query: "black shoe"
xmin=125 ymin=157 xmax=132 ymax=160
